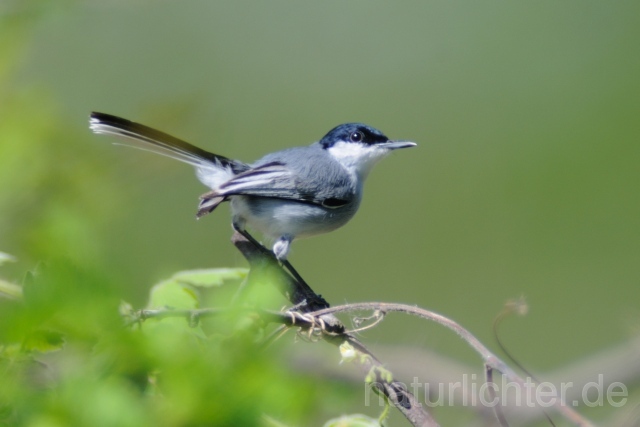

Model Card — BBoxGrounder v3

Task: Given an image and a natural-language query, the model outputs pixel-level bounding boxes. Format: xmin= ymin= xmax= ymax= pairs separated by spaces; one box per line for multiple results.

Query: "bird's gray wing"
xmin=196 ymin=161 xmax=352 ymax=217
xmin=216 ymin=161 xmax=320 ymax=202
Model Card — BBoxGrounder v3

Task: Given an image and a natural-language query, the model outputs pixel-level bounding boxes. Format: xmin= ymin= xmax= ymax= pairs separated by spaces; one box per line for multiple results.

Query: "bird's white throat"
xmin=327 ymin=141 xmax=390 ymax=180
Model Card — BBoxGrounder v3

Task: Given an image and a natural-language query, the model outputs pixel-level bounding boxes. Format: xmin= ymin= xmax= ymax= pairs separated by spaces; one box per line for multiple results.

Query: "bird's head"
xmin=319 ymin=123 xmax=416 ymax=179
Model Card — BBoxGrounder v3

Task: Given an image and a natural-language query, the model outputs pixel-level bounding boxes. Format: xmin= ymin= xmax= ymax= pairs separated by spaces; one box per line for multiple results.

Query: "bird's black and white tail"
xmin=89 ymin=112 xmax=242 ymax=170
xmin=89 ymin=112 xmax=249 ymax=217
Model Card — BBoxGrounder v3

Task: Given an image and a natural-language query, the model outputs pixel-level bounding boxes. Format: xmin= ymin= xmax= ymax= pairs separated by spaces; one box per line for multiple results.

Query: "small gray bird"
xmin=89 ymin=112 xmax=416 ymax=265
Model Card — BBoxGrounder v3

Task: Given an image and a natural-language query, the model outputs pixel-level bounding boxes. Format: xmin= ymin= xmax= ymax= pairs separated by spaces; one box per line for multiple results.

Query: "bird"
xmin=89 ymin=112 xmax=416 ymax=279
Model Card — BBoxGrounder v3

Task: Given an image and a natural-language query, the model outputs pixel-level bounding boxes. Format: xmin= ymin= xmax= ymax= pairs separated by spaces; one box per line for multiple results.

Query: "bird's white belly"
xmin=230 ymin=196 xmax=358 ymax=241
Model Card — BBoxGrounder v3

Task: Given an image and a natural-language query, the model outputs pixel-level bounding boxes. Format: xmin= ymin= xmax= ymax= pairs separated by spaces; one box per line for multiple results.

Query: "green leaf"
xmin=172 ymin=268 xmax=247 ymax=288
xmin=148 ymin=279 xmax=199 ymax=310
xmin=142 ymin=280 xmax=208 ymax=339
xmin=22 ymin=329 xmax=65 ymax=353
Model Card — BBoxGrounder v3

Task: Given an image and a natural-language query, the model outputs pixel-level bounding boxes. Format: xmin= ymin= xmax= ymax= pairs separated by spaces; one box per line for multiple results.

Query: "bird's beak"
xmin=384 ymin=140 xmax=417 ymax=150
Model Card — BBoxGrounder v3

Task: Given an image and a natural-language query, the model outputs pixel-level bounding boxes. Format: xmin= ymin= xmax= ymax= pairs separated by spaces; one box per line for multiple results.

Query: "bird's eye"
xmin=349 ymin=131 xmax=364 ymax=143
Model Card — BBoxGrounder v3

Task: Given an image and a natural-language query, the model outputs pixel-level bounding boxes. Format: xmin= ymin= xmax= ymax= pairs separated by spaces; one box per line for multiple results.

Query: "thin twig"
xmin=485 ymin=366 xmax=510 ymax=427
xmin=311 ymin=302 xmax=595 ymax=427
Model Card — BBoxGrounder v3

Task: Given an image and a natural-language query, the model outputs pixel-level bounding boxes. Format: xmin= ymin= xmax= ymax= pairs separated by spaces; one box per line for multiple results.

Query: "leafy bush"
xmin=0 ymin=260 xmax=335 ymax=427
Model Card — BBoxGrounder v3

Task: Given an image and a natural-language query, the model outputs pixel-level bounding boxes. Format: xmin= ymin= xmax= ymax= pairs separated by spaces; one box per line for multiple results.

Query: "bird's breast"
xmin=230 ymin=196 xmax=360 ymax=240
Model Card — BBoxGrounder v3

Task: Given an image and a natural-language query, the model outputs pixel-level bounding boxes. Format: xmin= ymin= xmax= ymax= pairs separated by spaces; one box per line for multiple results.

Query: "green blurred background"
xmin=1 ymin=0 xmax=639 ymax=421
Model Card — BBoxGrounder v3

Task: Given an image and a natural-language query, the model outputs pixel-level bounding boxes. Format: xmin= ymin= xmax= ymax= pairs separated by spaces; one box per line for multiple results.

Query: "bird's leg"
xmin=232 ymin=223 xmax=272 ymax=257
xmin=275 ymin=256 xmax=329 ymax=311
xmin=281 ymin=260 xmax=307 ymax=288
xmin=272 ymin=236 xmax=310 ymax=287
xmin=232 ymin=223 xmax=310 ymax=288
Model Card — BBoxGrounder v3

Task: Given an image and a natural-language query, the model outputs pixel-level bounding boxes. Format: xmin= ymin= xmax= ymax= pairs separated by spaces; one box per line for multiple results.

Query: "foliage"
xmin=0 ymin=261 xmax=336 ymax=426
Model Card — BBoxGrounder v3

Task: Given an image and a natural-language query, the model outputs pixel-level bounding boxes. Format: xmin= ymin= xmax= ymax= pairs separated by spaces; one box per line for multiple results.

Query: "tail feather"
xmin=197 ymin=192 xmax=226 ymax=218
xmin=89 ymin=112 xmax=245 ymax=172
xmin=90 ymin=112 xmax=248 ymax=219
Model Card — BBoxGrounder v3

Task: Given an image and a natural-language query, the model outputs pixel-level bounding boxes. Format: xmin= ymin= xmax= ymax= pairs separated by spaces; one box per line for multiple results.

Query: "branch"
xmin=312 ymin=302 xmax=596 ymax=427
xmin=129 ymin=305 xmax=439 ymax=427
xmin=230 ymin=232 xmax=330 ymax=313
xmin=212 ymin=232 xmax=596 ymax=426
xmin=231 ymin=232 xmax=438 ymax=427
